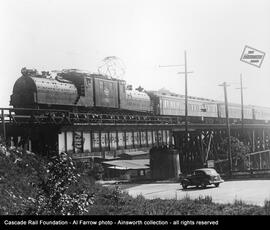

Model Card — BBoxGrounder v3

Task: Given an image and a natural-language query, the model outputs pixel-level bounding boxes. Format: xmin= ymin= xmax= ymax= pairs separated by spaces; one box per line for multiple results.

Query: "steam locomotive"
xmin=10 ymin=68 xmax=270 ymax=123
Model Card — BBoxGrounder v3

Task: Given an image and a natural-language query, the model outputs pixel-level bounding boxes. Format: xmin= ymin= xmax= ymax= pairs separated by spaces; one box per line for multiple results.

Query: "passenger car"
xmin=180 ymin=168 xmax=224 ymax=189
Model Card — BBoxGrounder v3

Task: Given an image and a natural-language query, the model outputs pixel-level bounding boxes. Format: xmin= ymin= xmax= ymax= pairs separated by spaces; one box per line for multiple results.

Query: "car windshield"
xmin=205 ymin=169 xmax=218 ymax=175
xmin=195 ymin=169 xmax=218 ymax=176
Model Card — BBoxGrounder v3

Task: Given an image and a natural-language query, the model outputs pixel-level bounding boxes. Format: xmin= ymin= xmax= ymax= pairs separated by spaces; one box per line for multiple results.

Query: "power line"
xmin=158 ymin=64 xmax=185 ymax=67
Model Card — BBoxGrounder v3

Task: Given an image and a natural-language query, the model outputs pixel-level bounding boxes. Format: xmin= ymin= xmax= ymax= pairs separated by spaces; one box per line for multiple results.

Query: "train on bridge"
xmin=10 ymin=68 xmax=270 ymax=123
xmin=4 ymin=68 xmax=270 ymax=176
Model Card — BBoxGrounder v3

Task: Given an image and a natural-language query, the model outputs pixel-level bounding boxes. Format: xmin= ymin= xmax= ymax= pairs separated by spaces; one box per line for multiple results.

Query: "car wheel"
xmin=201 ymin=182 xmax=207 ymax=189
xmin=182 ymin=182 xmax=188 ymax=189
xmin=215 ymin=183 xmax=220 ymax=187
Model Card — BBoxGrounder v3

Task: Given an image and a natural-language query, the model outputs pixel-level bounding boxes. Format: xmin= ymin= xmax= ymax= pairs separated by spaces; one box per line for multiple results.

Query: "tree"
xmin=219 ymin=137 xmax=250 ymax=171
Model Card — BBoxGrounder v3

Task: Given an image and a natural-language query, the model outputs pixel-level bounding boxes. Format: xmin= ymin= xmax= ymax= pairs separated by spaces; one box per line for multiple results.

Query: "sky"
xmin=0 ymin=0 xmax=269 ymax=108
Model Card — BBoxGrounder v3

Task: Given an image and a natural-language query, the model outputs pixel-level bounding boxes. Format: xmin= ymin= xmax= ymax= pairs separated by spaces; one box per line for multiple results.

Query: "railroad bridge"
xmin=1 ymin=108 xmax=270 ymax=174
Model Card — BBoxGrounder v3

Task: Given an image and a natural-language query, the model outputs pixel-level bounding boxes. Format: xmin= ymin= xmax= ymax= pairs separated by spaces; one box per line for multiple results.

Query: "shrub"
xmin=32 ymin=153 xmax=94 ymax=215
xmin=264 ymin=200 xmax=270 ymax=215
xmin=0 ymin=142 xmax=94 ymax=215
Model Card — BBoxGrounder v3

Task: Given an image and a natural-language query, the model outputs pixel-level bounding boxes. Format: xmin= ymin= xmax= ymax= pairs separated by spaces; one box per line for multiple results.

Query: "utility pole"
xmin=159 ymin=51 xmax=193 ymax=144
xmin=236 ymin=74 xmax=247 ymax=133
xmin=219 ymin=82 xmax=232 ymax=176
xmin=177 ymin=51 xmax=193 ymax=144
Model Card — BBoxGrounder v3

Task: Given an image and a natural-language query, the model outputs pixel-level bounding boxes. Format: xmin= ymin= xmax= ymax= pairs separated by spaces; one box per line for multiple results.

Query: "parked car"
xmin=180 ymin=168 xmax=224 ymax=189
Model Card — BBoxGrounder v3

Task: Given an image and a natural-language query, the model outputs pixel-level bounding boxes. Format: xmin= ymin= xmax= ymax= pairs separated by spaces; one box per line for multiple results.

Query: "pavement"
xmin=124 ymin=179 xmax=270 ymax=206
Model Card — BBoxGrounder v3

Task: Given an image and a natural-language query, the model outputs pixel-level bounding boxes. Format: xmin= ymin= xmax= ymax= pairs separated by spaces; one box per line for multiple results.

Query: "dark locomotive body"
xmin=10 ymin=68 xmax=270 ymax=123
xmin=10 ymin=68 xmax=153 ymax=113
xmin=10 ymin=70 xmax=79 ymax=109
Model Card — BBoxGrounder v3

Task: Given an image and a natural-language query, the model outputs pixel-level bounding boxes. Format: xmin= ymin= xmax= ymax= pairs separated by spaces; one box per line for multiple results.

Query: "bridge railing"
xmin=0 ymin=107 xmax=181 ymax=125
xmin=214 ymin=149 xmax=270 ymax=173
xmin=246 ymin=150 xmax=270 ymax=170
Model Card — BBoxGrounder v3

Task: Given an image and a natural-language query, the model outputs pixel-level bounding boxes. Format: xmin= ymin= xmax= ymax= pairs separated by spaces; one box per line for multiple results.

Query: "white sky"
xmin=0 ymin=0 xmax=269 ymax=107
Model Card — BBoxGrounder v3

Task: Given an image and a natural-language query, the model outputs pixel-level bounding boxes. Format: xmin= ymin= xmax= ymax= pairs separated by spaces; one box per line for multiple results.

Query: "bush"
xmin=0 ymin=144 xmax=46 ymax=215
xmin=0 ymin=143 xmax=94 ymax=215
xmin=32 ymin=153 xmax=94 ymax=215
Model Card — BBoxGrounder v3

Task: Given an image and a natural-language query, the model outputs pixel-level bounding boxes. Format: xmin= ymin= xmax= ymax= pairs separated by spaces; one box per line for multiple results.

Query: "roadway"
xmin=124 ymin=179 xmax=270 ymax=206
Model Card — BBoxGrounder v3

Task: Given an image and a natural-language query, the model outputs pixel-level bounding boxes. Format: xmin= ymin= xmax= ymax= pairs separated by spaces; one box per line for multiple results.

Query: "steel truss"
xmin=173 ymin=127 xmax=270 ymax=174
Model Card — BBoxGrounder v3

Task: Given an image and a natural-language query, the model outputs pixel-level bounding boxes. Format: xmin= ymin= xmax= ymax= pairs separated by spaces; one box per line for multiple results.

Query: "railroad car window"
xmin=86 ymin=78 xmax=92 ymax=85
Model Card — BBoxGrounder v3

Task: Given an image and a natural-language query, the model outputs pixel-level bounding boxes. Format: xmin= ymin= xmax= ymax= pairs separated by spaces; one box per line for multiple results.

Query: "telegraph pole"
xmin=236 ymin=74 xmax=246 ymax=133
xmin=177 ymin=51 xmax=193 ymax=143
xmin=159 ymin=51 xmax=193 ymax=144
xmin=184 ymin=52 xmax=188 ymax=137
xmin=219 ymin=82 xmax=232 ymax=176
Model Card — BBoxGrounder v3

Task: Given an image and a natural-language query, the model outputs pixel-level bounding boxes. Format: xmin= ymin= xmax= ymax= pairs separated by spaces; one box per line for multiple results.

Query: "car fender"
xmin=181 ymin=179 xmax=190 ymax=184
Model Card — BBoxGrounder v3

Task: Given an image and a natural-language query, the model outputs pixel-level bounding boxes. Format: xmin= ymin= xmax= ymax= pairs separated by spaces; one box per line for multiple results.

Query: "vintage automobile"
xmin=180 ymin=168 xmax=224 ymax=189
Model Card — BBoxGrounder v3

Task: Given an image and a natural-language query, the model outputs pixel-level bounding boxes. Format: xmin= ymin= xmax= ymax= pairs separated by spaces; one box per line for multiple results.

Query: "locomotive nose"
xmin=10 ymin=75 xmax=37 ymax=108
